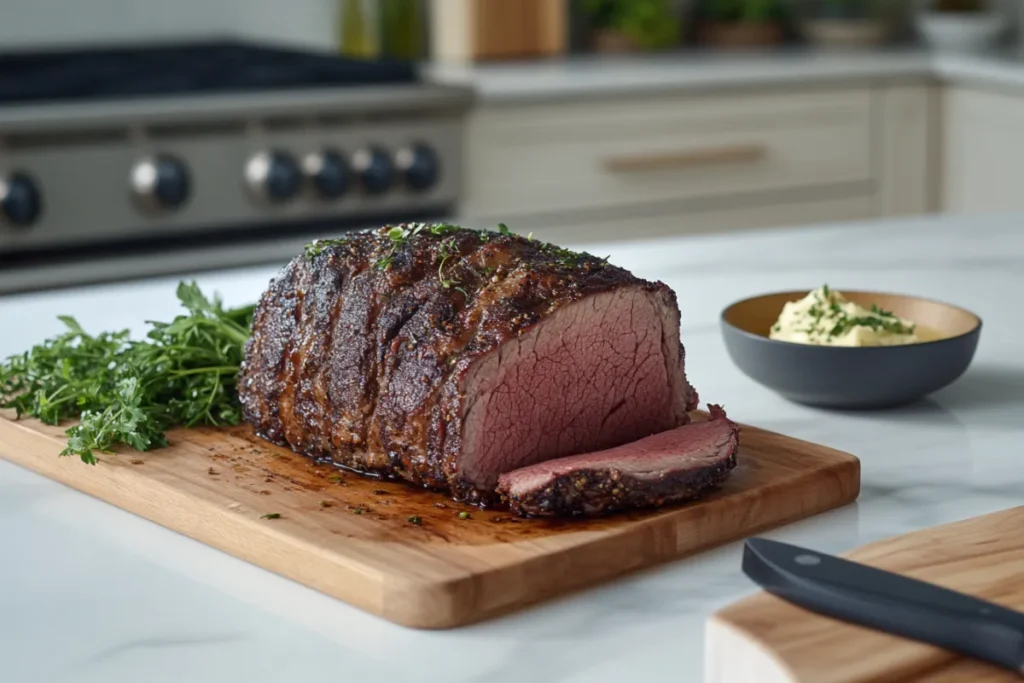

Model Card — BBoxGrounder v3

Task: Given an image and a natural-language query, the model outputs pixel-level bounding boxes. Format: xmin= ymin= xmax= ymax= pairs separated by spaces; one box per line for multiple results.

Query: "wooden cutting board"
xmin=0 ymin=411 xmax=859 ymax=629
xmin=707 ymin=506 xmax=1024 ymax=683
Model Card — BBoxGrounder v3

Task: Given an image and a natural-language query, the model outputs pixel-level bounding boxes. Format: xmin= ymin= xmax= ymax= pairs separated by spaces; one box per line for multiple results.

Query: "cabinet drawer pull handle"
xmin=602 ymin=144 xmax=767 ymax=173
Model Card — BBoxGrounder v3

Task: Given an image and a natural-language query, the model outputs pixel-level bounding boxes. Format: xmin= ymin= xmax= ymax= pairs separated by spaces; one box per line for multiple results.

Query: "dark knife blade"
xmin=741 ymin=537 xmax=1024 ymax=676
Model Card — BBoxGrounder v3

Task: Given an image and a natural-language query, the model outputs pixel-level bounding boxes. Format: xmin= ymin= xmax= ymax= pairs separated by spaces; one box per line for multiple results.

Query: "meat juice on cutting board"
xmin=238 ymin=223 xmax=740 ymax=517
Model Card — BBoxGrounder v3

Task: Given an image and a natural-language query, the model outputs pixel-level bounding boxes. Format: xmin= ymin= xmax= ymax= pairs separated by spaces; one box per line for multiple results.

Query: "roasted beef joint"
xmin=238 ymin=223 xmax=736 ymax=514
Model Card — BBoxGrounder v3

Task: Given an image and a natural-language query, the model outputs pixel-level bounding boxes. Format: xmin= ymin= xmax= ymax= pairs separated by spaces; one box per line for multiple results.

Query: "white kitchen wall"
xmin=0 ymin=0 xmax=340 ymax=50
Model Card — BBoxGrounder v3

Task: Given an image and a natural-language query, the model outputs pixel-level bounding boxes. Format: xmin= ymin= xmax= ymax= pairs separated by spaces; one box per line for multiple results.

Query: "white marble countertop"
xmin=2 ymin=211 xmax=1023 ymax=683
xmin=424 ymin=47 xmax=1024 ymax=103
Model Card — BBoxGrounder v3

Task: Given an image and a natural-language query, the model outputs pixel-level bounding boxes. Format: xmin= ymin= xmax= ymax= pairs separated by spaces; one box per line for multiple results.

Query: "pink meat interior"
xmin=459 ymin=286 xmax=686 ymax=490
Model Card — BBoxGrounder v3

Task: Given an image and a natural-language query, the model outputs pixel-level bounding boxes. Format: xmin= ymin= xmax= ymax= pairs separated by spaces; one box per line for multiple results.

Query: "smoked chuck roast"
xmin=238 ymin=223 xmax=702 ymax=507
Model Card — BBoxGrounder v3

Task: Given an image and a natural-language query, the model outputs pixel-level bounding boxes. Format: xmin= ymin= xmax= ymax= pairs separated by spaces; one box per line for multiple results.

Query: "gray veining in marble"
xmin=1 ymin=212 xmax=1023 ymax=682
xmin=424 ymin=48 xmax=1024 ymax=103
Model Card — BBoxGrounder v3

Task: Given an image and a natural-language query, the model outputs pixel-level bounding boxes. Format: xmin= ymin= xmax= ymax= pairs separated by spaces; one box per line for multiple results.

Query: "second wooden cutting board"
xmin=0 ymin=410 xmax=859 ymax=629
xmin=707 ymin=506 xmax=1024 ymax=683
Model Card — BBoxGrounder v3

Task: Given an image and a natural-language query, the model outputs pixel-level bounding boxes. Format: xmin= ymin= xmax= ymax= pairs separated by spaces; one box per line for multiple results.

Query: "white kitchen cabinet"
xmin=461 ymin=83 xmax=935 ymax=241
xmin=514 ymin=193 xmax=879 ymax=246
xmin=942 ymin=86 xmax=1024 ymax=213
xmin=876 ymin=84 xmax=940 ymax=217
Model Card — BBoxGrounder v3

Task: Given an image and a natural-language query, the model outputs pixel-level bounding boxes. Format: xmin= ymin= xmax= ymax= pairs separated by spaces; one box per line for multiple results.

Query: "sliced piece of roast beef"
xmin=496 ymin=405 xmax=739 ymax=517
xmin=238 ymin=223 xmax=700 ymax=506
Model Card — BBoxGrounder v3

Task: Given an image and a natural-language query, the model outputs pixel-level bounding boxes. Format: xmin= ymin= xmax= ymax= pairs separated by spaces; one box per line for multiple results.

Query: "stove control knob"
xmin=303 ymin=149 xmax=350 ymax=200
xmin=352 ymin=146 xmax=394 ymax=195
xmin=245 ymin=150 xmax=302 ymax=203
xmin=396 ymin=143 xmax=441 ymax=192
xmin=0 ymin=172 xmax=42 ymax=227
xmin=130 ymin=154 xmax=191 ymax=211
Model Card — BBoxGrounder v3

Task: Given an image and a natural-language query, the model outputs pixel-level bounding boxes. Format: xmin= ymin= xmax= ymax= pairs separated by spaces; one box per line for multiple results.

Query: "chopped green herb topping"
xmin=829 ymin=315 xmax=915 ymax=339
xmin=260 ymin=513 xmax=281 ymax=520
xmin=773 ymin=284 xmax=916 ymax=344
xmin=304 ymin=233 xmax=359 ymax=258
xmin=374 ymin=222 xmax=461 ymax=272
xmin=407 ymin=515 xmax=422 ymax=525
xmin=534 ymin=240 xmax=609 ymax=270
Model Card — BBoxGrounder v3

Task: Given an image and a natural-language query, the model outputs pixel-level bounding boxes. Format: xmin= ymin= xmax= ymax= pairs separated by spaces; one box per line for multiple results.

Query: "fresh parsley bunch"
xmin=0 ymin=282 xmax=255 ymax=464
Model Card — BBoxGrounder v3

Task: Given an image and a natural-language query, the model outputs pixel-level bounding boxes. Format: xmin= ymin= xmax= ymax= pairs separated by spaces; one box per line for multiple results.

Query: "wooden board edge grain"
xmin=397 ymin=452 xmax=862 ymax=629
xmin=706 ymin=614 xmax=800 ymax=683
xmin=0 ymin=417 xmax=400 ymax=621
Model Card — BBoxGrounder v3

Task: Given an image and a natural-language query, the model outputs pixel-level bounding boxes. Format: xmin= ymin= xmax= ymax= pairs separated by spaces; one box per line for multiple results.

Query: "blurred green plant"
xmin=580 ymin=0 xmax=682 ymax=50
xmin=702 ymin=0 xmax=784 ymax=22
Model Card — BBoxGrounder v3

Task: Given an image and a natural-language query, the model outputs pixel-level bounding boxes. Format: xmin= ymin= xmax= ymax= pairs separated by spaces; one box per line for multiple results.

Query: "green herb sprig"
xmin=436 ymin=235 xmax=464 ymax=291
xmin=376 ymin=222 xmax=460 ymax=271
xmin=304 ymin=235 xmax=350 ymax=259
xmin=0 ymin=282 xmax=254 ymax=464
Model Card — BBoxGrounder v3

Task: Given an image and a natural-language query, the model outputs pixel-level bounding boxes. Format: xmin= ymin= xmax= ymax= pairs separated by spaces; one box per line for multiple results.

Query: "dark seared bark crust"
xmin=498 ymin=452 xmax=737 ymax=518
xmin=237 ymin=224 xmax=697 ymax=505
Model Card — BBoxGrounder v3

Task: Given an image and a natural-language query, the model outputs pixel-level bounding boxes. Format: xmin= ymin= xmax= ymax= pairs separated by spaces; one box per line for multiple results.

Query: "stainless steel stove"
xmin=0 ymin=40 xmax=474 ymax=294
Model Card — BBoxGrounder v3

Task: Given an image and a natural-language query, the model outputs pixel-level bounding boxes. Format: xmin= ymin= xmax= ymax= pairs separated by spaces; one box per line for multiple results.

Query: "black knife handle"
xmin=742 ymin=538 xmax=1024 ymax=675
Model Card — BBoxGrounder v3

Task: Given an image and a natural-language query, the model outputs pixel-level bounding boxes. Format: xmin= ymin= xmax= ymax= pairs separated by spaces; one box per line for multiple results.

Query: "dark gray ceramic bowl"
xmin=720 ymin=290 xmax=982 ymax=409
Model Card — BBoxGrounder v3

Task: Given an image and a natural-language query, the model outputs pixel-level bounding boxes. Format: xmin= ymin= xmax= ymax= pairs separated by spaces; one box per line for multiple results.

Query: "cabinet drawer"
xmin=503 ymin=193 xmax=878 ymax=245
xmin=464 ymin=88 xmax=874 ymax=220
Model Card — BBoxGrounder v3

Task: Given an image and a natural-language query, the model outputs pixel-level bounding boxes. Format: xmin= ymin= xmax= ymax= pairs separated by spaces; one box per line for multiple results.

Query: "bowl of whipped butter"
xmin=720 ymin=286 xmax=982 ymax=409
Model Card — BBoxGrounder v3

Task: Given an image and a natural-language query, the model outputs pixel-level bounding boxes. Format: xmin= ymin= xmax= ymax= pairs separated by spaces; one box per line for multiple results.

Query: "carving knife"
xmin=741 ymin=537 xmax=1024 ymax=676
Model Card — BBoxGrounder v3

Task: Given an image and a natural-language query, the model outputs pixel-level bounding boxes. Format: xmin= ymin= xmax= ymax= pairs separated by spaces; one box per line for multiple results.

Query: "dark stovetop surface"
xmin=0 ymin=39 xmax=419 ymax=105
